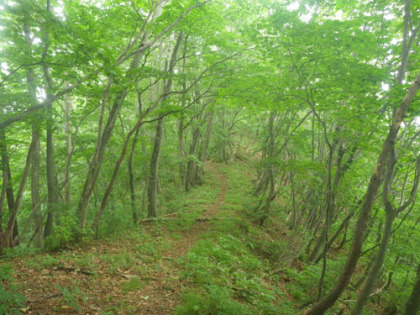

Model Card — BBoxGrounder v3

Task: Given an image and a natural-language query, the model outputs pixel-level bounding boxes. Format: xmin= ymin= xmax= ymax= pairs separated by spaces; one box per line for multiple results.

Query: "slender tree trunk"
xmin=404 ymin=264 xmax=420 ymax=315
xmin=91 ymin=106 xmax=151 ymax=231
xmin=353 ymin=151 xmax=420 ymax=314
xmin=31 ymin=128 xmax=43 ymax=247
xmin=0 ymin=130 xmax=19 ymax=245
xmin=185 ymin=127 xmax=201 ymax=192
xmin=178 ymin=35 xmax=189 ymax=186
xmin=24 ymin=20 xmax=43 ymax=247
xmin=258 ymin=112 xmax=276 ymax=226
xmin=77 ymin=89 xmax=127 ymax=228
xmin=0 ymin=135 xmax=35 ymax=251
xmin=44 ymin=96 xmax=58 ymax=238
xmin=351 ymin=210 xmax=395 ymax=314
xmin=43 ymin=61 xmax=60 ymax=238
xmin=64 ymin=81 xmax=72 ymax=204
xmin=128 ymin=90 xmax=143 ymax=224
xmin=305 ymin=70 xmax=420 ymax=315
xmin=77 ymin=2 xmax=169 ymax=228
xmin=146 ymin=32 xmax=183 ymax=217
xmin=179 ymin=116 xmax=186 ymax=185
xmin=197 ymin=110 xmax=213 ymax=182
xmin=147 ymin=117 xmax=164 ymax=218
xmin=128 ymin=127 xmax=141 ymax=224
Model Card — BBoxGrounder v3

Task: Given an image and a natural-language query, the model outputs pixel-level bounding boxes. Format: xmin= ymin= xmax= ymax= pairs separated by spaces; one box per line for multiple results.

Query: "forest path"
xmin=136 ymin=161 xmax=228 ymax=314
xmin=10 ymin=161 xmax=228 ymax=314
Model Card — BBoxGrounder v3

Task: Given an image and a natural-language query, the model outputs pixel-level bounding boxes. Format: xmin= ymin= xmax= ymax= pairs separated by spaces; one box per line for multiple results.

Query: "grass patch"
xmin=177 ymin=231 xmax=287 ymax=314
xmin=122 ymin=277 xmax=143 ymax=293
xmin=25 ymin=254 xmax=60 ymax=270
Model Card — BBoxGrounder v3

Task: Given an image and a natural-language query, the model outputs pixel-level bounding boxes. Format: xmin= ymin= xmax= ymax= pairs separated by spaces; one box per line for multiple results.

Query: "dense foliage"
xmin=1 ymin=0 xmax=420 ymax=314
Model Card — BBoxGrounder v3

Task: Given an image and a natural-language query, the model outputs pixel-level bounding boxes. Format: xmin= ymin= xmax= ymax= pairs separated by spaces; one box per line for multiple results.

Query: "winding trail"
xmin=137 ymin=161 xmax=228 ymax=314
xmin=9 ymin=161 xmax=228 ymax=314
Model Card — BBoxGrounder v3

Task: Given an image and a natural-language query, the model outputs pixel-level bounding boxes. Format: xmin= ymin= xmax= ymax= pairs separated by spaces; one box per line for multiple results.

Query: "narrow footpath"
xmin=10 ymin=161 xmax=228 ymax=314
xmin=135 ymin=161 xmax=228 ymax=314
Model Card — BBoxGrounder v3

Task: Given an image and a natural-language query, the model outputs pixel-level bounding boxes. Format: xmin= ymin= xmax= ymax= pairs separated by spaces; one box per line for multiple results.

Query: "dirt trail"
xmin=136 ymin=161 xmax=228 ymax=314
xmin=10 ymin=161 xmax=228 ymax=314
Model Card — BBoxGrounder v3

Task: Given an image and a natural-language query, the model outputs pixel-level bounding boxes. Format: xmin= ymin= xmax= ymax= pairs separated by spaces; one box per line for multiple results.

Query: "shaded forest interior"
xmin=1 ymin=0 xmax=420 ymax=314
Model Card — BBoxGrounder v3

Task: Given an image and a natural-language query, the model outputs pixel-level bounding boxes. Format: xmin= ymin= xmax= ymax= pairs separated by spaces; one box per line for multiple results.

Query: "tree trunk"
xmin=258 ymin=112 xmax=276 ymax=226
xmin=64 ymin=81 xmax=72 ymax=204
xmin=146 ymin=32 xmax=183 ymax=217
xmin=351 ymin=210 xmax=395 ymax=314
xmin=178 ymin=35 xmax=189 ymax=186
xmin=44 ymin=96 xmax=58 ymax=238
xmin=128 ymin=127 xmax=141 ymax=224
xmin=404 ymin=264 xmax=420 ymax=315
xmin=185 ymin=127 xmax=201 ymax=192
xmin=197 ymin=110 xmax=213 ymax=182
xmin=147 ymin=117 xmax=164 ymax=218
xmin=354 ymin=149 xmax=420 ymax=313
xmin=43 ymin=61 xmax=60 ymax=238
xmin=91 ymin=107 xmax=149 ymax=231
xmin=0 ymin=130 xmax=19 ymax=245
xmin=0 ymin=135 xmax=35 ymax=251
xmin=31 ymin=128 xmax=43 ymax=248
xmin=77 ymin=2 xmax=169 ymax=228
xmin=305 ymin=70 xmax=420 ymax=315
xmin=24 ymin=20 xmax=43 ymax=247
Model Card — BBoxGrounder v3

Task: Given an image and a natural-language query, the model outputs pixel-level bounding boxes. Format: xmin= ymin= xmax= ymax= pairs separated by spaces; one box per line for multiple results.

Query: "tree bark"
xmin=404 ymin=264 xmax=420 ymax=315
xmin=0 ymin=130 xmax=19 ymax=246
xmin=24 ymin=20 xmax=43 ymax=247
xmin=147 ymin=117 xmax=164 ymax=218
xmin=64 ymin=81 xmax=72 ymax=204
xmin=305 ymin=70 xmax=420 ymax=315
xmin=30 ymin=127 xmax=43 ymax=248
xmin=352 ymin=152 xmax=420 ymax=314
xmin=147 ymin=33 xmax=184 ymax=218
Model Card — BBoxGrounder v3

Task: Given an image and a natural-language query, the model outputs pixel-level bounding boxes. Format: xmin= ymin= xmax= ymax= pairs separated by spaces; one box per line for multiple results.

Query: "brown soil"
xmin=133 ymin=161 xmax=227 ymax=314
xmin=8 ymin=161 xmax=227 ymax=314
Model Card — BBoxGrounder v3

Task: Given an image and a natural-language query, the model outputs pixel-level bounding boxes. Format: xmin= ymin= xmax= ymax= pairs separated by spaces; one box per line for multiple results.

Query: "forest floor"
xmin=3 ymin=160 xmax=382 ymax=315
xmin=4 ymin=161 xmax=247 ymax=314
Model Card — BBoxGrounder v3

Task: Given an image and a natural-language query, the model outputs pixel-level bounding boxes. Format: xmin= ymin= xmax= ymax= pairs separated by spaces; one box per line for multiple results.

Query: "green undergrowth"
xmin=0 ymin=264 xmax=25 ymax=314
xmin=176 ymin=232 xmax=293 ymax=314
xmin=159 ymin=167 xmax=220 ymax=231
xmin=217 ymin=162 xmax=255 ymax=218
xmin=175 ymin=161 xmax=296 ymax=314
xmin=175 ymin=160 xmax=352 ymax=314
